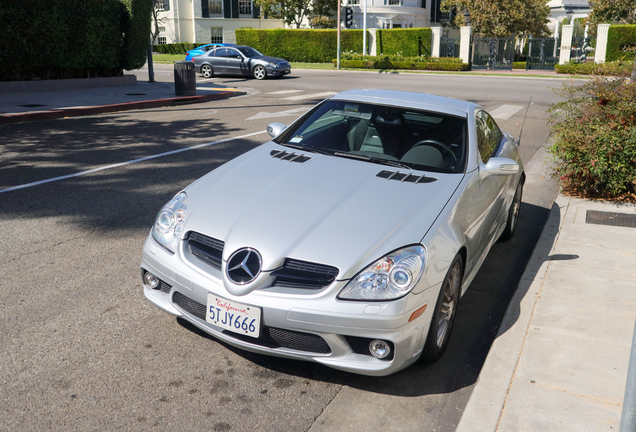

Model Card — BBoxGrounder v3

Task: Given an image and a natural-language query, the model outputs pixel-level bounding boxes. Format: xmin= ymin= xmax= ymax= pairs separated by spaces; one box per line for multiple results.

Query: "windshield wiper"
xmin=333 ymin=152 xmax=412 ymax=170
xmin=282 ymin=143 xmax=333 ymax=156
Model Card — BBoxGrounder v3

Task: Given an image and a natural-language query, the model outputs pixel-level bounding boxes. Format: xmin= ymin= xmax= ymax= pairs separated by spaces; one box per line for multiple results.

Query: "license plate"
xmin=206 ymin=294 xmax=261 ymax=338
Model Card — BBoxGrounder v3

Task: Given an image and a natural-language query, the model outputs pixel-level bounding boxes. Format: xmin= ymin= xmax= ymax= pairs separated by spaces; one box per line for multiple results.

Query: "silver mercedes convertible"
xmin=140 ymin=89 xmax=525 ymax=376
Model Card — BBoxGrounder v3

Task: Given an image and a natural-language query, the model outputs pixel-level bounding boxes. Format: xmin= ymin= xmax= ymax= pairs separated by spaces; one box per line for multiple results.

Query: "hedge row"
xmin=332 ymin=59 xmax=469 ymax=71
xmin=154 ymin=43 xmax=202 ymax=55
xmin=0 ymin=0 xmax=151 ymax=81
xmin=606 ymin=25 xmax=636 ymax=62
xmin=235 ymin=28 xmax=433 ymax=63
xmin=555 ymin=60 xmax=634 ymax=75
xmin=236 ymin=29 xmax=366 ymax=63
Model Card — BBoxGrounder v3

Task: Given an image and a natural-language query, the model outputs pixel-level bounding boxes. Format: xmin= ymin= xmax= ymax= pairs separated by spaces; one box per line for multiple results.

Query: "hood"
xmin=184 ymin=142 xmax=462 ymax=295
xmin=256 ymin=56 xmax=287 ymax=63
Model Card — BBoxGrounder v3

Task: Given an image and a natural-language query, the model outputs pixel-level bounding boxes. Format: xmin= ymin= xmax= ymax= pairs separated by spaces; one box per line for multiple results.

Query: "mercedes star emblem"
xmin=226 ymin=248 xmax=262 ymax=285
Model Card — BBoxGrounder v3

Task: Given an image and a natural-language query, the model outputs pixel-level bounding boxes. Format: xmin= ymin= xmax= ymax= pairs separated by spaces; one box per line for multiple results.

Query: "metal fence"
xmin=526 ymin=37 xmax=560 ymax=70
xmin=570 ymin=36 xmax=594 ymax=63
xmin=439 ymin=37 xmax=459 ymax=58
xmin=471 ymin=36 xmax=515 ymax=70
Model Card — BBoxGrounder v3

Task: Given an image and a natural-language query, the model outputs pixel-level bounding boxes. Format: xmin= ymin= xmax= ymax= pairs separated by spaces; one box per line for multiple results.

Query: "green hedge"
xmin=332 ymin=58 xmax=469 ymax=71
xmin=236 ymin=29 xmax=366 ymax=63
xmin=513 ymin=62 xmax=526 ymax=69
xmin=154 ymin=43 xmax=201 ymax=55
xmin=555 ymin=60 xmax=634 ymax=75
xmin=0 ymin=0 xmax=150 ymax=81
xmin=376 ymin=28 xmax=432 ymax=57
xmin=606 ymin=25 xmax=636 ymax=61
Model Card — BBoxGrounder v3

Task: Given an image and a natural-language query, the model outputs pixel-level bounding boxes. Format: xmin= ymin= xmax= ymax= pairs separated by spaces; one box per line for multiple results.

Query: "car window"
xmin=237 ymin=46 xmax=263 ymax=58
xmin=226 ymin=49 xmax=241 ymax=58
xmin=213 ymin=48 xmax=227 ymax=57
xmin=277 ymin=100 xmax=468 ymax=174
xmin=476 ymin=110 xmax=504 ymax=163
xmin=204 ymin=45 xmax=216 ymax=52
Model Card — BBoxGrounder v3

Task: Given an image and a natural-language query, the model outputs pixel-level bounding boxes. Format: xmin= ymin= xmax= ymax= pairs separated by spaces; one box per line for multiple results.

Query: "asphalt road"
xmin=1 ymin=67 xmax=566 ymax=432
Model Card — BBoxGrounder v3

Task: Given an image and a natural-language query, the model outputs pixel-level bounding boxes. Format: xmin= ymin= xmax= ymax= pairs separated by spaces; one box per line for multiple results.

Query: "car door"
xmin=476 ymin=110 xmax=510 ymax=251
xmin=211 ymin=48 xmax=228 ymax=74
xmin=224 ymin=48 xmax=244 ymax=76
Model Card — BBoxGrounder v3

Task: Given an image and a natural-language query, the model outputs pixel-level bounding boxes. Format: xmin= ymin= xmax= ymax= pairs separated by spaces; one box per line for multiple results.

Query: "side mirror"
xmin=267 ymin=122 xmax=287 ymax=138
xmin=481 ymin=157 xmax=519 ymax=178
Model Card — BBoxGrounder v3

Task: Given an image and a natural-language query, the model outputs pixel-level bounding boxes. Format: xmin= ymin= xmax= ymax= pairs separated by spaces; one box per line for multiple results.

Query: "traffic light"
xmin=345 ymin=7 xmax=353 ymax=28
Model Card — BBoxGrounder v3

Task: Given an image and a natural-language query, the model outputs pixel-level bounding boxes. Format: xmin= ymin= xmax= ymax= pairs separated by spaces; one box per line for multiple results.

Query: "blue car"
xmin=185 ymin=43 xmax=236 ymax=61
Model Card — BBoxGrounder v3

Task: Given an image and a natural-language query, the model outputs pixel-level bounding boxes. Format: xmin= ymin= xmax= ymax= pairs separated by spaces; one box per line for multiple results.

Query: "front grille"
xmin=158 ymin=280 xmax=172 ymax=294
xmin=345 ymin=336 xmax=395 ymax=361
xmin=172 ymin=291 xmax=331 ymax=354
xmin=278 ymin=61 xmax=289 ymax=68
xmin=271 ymin=258 xmax=339 ymax=290
xmin=187 ymin=231 xmax=224 ymax=270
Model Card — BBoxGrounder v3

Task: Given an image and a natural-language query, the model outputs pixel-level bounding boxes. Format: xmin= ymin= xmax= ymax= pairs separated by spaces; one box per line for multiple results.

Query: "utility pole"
xmin=337 ymin=0 xmax=341 ymax=69
xmin=147 ymin=39 xmax=155 ymax=83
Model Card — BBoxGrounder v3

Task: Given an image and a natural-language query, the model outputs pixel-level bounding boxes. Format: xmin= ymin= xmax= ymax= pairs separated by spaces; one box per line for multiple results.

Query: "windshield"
xmin=276 ymin=100 xmax=468 ymax=173
xmin=237 ymin=46 xmax=263 ymax=58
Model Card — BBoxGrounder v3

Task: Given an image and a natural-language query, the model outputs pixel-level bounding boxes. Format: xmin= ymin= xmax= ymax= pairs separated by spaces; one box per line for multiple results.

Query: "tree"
xmin=151 ymin=0 xmax=168 ymax=44
xmin=587 ymin=0 xmax=636 ymax=28
xmin=254 ymin=0 xmax=336 ymax=29
xmin=440 ymin=0 xmax=550 ymax=37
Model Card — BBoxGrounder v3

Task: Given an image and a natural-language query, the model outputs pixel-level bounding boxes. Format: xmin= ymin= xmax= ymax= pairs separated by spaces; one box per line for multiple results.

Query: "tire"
xmin=201 ymin=64 xmax=213 ymax=78
xmin=499 ymin=179 xmax=524 ymax=241
xmin=421 ymin=254 xmax=463 ymax=362
xmin=253 ymin=65 xmax=267 ymax=80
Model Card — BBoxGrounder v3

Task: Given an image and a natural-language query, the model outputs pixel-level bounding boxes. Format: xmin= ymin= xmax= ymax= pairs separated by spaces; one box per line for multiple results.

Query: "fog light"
xmin=369 ymin=340 xmax=391 ymax=359
xmin=144 ymin=272 xmax=160 ymax=289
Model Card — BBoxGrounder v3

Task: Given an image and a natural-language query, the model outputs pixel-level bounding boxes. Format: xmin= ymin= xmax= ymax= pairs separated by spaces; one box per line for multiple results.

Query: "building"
xmin=344 ymin=0 xmax=445 ymax=30
xmin=153 ymin=0 xmax=285 ymax=45
xmin=547 ymin=0 xmax=591 ymax=36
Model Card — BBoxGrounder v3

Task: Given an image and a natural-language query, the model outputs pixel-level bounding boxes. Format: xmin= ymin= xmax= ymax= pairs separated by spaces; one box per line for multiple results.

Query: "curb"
xmin=455 ymin=194 xmax=569 ymax=432
xmin=0 ymin=90 xmax=245 ymax=125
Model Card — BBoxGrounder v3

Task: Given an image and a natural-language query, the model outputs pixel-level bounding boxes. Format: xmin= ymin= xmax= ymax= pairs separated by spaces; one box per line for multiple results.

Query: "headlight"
xmin=152 ymin=192 xmax=188 ymax=253
xmin=338 ymin=246 xmax=426 ymax=301
xmin=268 ymin=62 xmax=278 ymax=68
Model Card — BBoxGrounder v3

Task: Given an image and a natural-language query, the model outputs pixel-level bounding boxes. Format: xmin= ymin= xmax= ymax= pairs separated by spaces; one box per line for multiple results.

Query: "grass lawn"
xmin=152 ymin=53 xmax=186 ymax=63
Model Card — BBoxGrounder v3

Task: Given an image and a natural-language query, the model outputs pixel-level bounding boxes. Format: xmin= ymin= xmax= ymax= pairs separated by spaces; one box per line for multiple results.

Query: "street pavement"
xmin=2 ymin=69 xmax=633 ymax=431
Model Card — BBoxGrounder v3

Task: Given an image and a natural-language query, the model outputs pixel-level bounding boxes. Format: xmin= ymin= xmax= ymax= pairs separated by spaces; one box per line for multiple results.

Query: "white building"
xmin=547 ymin=0 xmax=591 ymax=36
xmin=153 ymin=0 xmax=284 ymax=45
xmin=345 ymin=0 xmax=444 ymax=30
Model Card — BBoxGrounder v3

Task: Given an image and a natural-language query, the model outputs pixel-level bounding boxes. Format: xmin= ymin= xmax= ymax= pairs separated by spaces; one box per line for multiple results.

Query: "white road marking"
xmin=246 ymin=107 xmax=308 ymax=121
xmin=282 ymin=92 xmax=337 ymax=101
xmin=489 ymin=105 xmax=524 ymax=120
xmin=266 ymin=90 xmax=304 ymax=95
xmin=0 ymin=131 xmax=268 ymax=194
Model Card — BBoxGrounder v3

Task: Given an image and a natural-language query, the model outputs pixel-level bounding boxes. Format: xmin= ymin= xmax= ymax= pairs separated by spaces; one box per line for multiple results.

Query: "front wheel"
xmin=253 ymin=65 xmax=267 ymax=80
xmin=201 ymin=64 xmax=213 ymax=78
xmin=499 ymin=179 xmax=523 ymax=241
xmin=421 ymin=254 xmax=463 ymax=362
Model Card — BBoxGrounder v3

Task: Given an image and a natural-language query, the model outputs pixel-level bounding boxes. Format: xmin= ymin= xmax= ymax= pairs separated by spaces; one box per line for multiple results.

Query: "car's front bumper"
xmin=140 ymin=235 xmax=435 ymax=376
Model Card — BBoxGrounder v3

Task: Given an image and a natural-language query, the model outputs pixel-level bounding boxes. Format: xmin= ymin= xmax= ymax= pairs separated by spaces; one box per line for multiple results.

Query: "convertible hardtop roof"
xmin=330 ymin=89 xmax=476 ymax=116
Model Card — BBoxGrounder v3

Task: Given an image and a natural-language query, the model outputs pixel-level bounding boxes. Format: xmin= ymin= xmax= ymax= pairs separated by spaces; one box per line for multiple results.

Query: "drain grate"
xmin=19 ymin=104 xmax=47 ymax=108
xmin=586 ymin=210 xmax=636 ymax=228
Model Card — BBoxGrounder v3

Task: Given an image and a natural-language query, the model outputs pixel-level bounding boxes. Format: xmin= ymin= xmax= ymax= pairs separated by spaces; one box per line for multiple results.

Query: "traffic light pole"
xmin=336 ymin=2 xmax=341 ymax=69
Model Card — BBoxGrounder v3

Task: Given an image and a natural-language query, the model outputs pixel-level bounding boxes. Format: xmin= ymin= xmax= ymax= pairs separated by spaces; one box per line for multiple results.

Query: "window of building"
xmin=211 ymin=27 xmax=223 ymax=44
xmin=385 ymin=0 xmax=402 ymax=4
xmin=239 ymin=0 xmax=253 ymax=18
xmin=209 ymin=0 xmax=223 ymax=17
xmin=158 ymin=37 xmax=167 ymax=44
xmin=155 ymin=0 xmax=165 ymax=11
xmin=348 ymin=0 xmax=360 ymax=4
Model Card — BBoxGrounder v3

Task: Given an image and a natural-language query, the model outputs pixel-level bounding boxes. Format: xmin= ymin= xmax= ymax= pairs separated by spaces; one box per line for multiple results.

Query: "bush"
xmin=548 ymin=76 xmax=636 ymax=199
xmin=555 ymin=60 xmax=634 ymax=75
xmin=606 ymin=25 xmax=636 ymax=62
xmin=154 ymin=43 xmax=200 ymax=55
xmin=332 ymin=56 xmax=469 ymax=71
xmin=513 ymin=62 xmax=526 ymax=69
xmin=376 ymin=28 xmax=432 ymax=57
xmin=236 ymin=29 xmax=366 ymax=63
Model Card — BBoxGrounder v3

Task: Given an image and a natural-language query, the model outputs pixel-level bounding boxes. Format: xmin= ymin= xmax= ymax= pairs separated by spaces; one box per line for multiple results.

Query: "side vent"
xmin=270 ymin=150 xmax=311 ymax=163
xmin=376 ymin=170 xmax=437 ymax=184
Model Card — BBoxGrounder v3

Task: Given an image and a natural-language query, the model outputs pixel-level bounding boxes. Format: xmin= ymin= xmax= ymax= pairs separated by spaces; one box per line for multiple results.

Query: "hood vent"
xmin=270 ymin=258 xmax=339 ymax=290
xmin=270 ymin=150 xmax=311 ymax=163
xmin=376 ymin=170 xmax=437 ymax=184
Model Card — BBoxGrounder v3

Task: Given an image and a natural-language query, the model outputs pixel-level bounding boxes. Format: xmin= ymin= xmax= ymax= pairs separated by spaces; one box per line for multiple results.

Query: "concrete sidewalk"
xmin=0 ymin=75 xmax=245 ymax=125
xmin=457 ymin=194 xmax=636 ymax=431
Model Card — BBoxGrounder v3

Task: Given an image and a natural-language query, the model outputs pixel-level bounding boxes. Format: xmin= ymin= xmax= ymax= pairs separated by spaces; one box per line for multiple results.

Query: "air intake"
xmin=376 ymin=170 xmax=437 ymax=184
xmin=270 ymin=150 xmax=311 ymax=163
xmin=271 ymin=258 xmax=339 ymax=290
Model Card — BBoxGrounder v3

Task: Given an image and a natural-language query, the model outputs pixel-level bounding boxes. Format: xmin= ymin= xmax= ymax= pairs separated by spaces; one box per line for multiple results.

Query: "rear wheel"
xmin=500 ymin=179 xmax=523 ymax=241
xmin=201 ymin=64 xmax=213 ymax=78
xmin=421 ymin=254 xmax=463 ymax=362
xmin=253 ymin=65 xmax=267 ymax=80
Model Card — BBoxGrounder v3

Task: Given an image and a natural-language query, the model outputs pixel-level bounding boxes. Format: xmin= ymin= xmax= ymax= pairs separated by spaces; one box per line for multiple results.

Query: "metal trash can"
xmin=174 ymin=61 xmax=196 ymax=96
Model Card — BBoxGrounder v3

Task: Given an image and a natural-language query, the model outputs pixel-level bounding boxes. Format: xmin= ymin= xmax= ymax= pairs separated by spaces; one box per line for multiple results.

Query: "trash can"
xmin=174 ymin=61 xmax=196 ymax=97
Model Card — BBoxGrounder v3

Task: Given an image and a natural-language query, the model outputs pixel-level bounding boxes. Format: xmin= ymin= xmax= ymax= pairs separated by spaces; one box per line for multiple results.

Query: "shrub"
xmin=548 ymin=76 xmax=636 ymax=199
xmin=332 ymin=56 xmax=469 ymax=71
xmin=555 ymin=60 xmax=634 ymax=75
xmin=606 ymin=24 xmax=636 ymax=62
xmin=154 ymin=43 xmax=200 ymax=55
xmin=376 ymin=28 xmax=432 ymax=57
xmin=513 ymin=62 xmax=526 ymax=69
